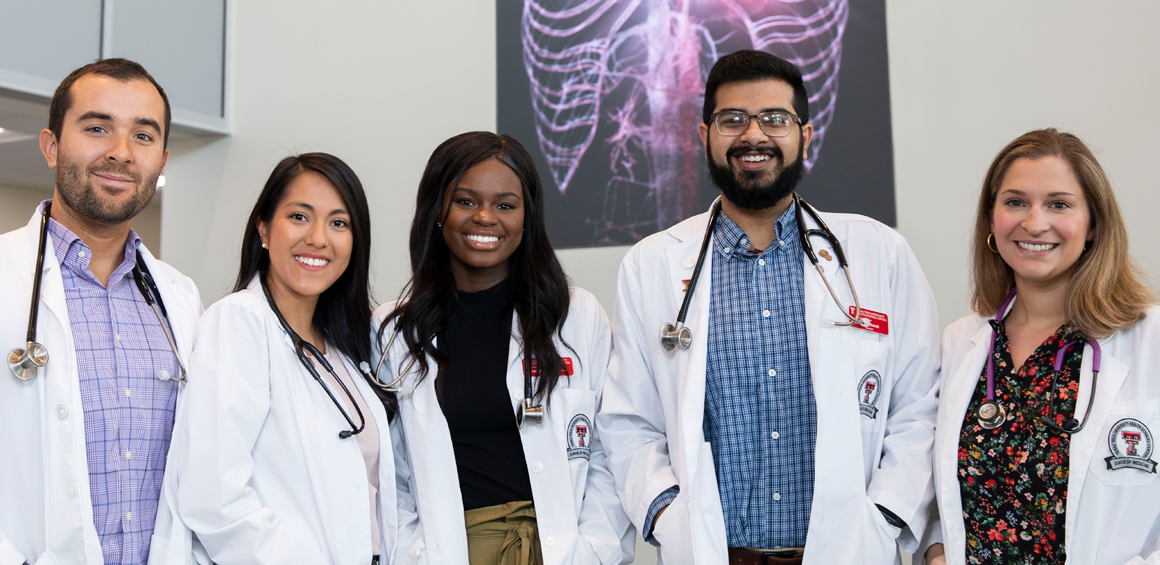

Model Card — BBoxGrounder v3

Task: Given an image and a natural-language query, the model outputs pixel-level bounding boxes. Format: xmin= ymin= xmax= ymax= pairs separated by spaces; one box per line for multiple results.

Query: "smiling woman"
xmin=167 ymin=153 xmax=423 ymax=564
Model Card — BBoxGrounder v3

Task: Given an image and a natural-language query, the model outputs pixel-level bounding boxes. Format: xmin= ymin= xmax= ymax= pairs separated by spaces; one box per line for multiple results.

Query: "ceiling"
xmin=0 ymin=94 xmax=54 ymax=191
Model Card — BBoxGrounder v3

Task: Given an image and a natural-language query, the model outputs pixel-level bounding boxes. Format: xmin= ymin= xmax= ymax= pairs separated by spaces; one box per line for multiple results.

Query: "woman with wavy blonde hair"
xmin=923 ymin=129 xmax=1160 ymax=565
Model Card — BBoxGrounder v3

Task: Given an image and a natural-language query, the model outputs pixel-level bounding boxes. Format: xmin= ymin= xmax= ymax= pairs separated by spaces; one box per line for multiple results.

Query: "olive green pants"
xmin=464 ymin=501 xmax=543 ymax=565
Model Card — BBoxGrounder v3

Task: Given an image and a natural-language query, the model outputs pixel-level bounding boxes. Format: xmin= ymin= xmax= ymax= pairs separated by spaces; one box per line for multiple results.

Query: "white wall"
xmin=0 ymin=183 xmax=162 ymax=252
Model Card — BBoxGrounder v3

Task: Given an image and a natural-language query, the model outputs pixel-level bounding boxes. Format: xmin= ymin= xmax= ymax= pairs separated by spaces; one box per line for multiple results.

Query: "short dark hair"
xmin=49 ymin=58 xmax=172 ymax=149
xmin=702 ymin=50 xmax=810 ymax=126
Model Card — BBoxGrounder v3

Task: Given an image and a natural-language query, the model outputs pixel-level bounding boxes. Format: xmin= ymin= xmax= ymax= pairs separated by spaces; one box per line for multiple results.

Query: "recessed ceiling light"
xmin=0 ymin=127 xmax=6 ymax=134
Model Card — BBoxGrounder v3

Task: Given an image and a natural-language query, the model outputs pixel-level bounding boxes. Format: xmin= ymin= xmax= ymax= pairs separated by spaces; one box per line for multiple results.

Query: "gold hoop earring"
xmin=986 ymin=233 xmax=999 ymax=254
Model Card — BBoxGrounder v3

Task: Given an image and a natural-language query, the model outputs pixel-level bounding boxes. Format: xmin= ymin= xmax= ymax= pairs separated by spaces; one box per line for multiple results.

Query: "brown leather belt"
xmin=728 ymin=547 xmax=804 ymax=565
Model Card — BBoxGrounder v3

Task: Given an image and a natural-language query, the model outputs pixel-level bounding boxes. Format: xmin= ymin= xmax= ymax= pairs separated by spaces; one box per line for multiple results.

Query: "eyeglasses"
xmin=711 ymin=111 xmax=801 ymax=137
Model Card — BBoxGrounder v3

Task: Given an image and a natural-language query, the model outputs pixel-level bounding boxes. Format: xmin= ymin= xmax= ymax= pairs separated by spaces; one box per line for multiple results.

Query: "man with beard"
xmin=0 ymin=59 xmax=205 ymax=565
xmin=597 ymin=50 xmax=940 ymax=564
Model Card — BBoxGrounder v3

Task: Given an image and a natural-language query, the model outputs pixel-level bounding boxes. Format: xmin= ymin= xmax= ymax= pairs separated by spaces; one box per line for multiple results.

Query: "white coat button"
xmin=771 ymin=431 xmax=780 ymax=440
xmin=56 ymin=404 xmax=69 ymax=419
xmin=157 ymin=370 xmax=170 ymax=381
xmin=66 ymin=482 xmax=78 ymax=499
xmin=544 ymin=536 xmax=557 ymax=547
xmin=773 ymin=492 xmax=781 ymax=501
xmin=762 ymin=310 xmax=771 ymax=318
xmin=683 ymin=259 xmax=695 ymax=269
xmin=531 ymin=461 xmax=544 ymax=474
xmin=758 ymin=259 xmax=765 ymax=266
xmin=767 ymin=369 xmax=776 ymax=377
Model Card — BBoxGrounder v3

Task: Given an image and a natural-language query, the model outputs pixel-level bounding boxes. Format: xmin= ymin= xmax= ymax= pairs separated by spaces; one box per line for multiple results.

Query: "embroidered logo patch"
xmin=1105 ymin=418 xmax=1158 ymax=473
xmin=567 ymin=414 xmax=592 ymax=461
xmin=858 ymin=371 xmax=882 ymax=419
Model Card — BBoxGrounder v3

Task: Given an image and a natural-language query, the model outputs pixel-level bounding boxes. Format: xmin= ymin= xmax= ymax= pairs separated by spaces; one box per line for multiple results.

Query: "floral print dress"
xmin=957 ymin=321 xmax=1085 ymax=564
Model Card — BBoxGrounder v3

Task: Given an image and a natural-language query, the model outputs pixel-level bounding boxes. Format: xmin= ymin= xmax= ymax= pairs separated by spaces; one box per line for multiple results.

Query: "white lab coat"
xmin=0 ymin=210 xmax=205 ymax=565
xmin=168 ymin=277 xmax=424 ymax=565
xmin=598 ymin=204 xmax=942 ymax=565
xmin=927 ymin=305 xmax=1160 ymax=565
xmin=372 ymin=287 xmax=635 ymax=565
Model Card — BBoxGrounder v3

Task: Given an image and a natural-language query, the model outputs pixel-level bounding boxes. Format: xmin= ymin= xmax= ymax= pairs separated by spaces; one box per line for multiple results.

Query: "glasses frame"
xmin=710 ymin=110 xmax=801 ymax=138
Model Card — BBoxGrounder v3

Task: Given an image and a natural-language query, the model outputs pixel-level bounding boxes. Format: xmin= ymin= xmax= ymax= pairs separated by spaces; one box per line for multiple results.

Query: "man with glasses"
xmin=598 ymin=50 xmax=941 ymax=564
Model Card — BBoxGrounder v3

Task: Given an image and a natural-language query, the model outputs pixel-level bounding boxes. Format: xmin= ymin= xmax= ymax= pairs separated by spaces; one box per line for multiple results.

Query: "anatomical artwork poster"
xmin=497 ymin=0 xmax=895 ymax=249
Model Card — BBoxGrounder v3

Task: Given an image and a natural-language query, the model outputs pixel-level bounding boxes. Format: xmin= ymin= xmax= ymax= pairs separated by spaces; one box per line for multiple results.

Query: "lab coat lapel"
xmin=138 ymin=247 xmax=196 ymax=364
xmin=1064 ymin=342 xmax=1129 ymax=554
xmin=507 ymin=312 xmax=525 ymax=415
xmin=664 ymin=212 xmax=713 ymax=483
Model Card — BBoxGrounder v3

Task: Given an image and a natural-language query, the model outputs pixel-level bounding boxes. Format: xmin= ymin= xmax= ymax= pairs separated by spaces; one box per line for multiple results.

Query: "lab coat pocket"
xmin=557 ymin=387 xmax=596 ymax=497
xmin=1090 ymin=399 xmax=1160 ymax=487
xmin=861 ymin=496 xmax=902 ymax=565
xmin=652 ymin=491 xmax=695 ymax=565
xmin=854 ymin=338 xmax=890 ymax=433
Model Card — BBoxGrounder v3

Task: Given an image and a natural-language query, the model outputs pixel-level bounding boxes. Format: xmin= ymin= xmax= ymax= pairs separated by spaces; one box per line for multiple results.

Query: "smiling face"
xmin=698 ymin=79 xmax=813 ymax=210
xmin=40 ymin=74 xmax=168 ymax=225
xmin=258 ymin=171 xmax=354 ymax=306
xmin=441 ymin=158 xmax=525 ymax=292
xmin=992 ymin=156 xmax=1094 ymax=291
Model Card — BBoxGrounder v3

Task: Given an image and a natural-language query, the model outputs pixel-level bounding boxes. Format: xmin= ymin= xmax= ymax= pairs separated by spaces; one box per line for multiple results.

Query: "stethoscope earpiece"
xmin=8 ymin=341 xmax=49 ymax=381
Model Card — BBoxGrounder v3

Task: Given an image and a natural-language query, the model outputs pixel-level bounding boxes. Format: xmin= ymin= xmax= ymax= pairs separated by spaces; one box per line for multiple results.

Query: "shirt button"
xmin=775 ymin=546 xmax=783 ymax=550
xmin=544 ymin=536 xmax=557 ymax=547
xmin=723 ymin=247 xmax=732 ymax=254
xmin=125 ymin=451 xmax=132 ymax=460
xmin=157 ymin=370 xmax=170 ymax=381
xmin=78 ymin=250 xmax=86 ymax=257
xmin=114 ymin=333 xmax=121 ymax=342
xmin=773 ymin=492 xmax=781 ymax=501
xmin=767 ymin=369 xmax=776 ymax=377
xmin=762 ymin=310 xmax=771 ymax=318
xmin=758 ymin=259 xmax=766 ymax=266
xmin=124 ymin=389 xmax=132 ymax=398
xmin=66 ymin=482 xmax=78 ymax=500
xmin=778 ymin=240 xmax=785 ymax=246
xmin=531 ymin=462 xmax=544 ymax=474
xmin=771 ymin=431 xmax=780 ymax=440
xmin=126 ymin=511 xmax=133 ymax=521
xmin=56 ymin=404 xmax=69 ymax=419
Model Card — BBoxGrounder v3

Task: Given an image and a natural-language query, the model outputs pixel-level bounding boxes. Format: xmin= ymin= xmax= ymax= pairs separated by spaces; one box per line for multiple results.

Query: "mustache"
xmin=88 ymin=163 xmax=142 ymax=184
xmin=726 ymin=145 xmax=783 ymax=161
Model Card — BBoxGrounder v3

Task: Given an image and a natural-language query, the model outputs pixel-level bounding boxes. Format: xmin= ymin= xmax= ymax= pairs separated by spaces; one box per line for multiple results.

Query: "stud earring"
xmin=261 ymin=242 xmax=268 ymax=249
xmin=986 ymin=233 xmax=999 ymax=254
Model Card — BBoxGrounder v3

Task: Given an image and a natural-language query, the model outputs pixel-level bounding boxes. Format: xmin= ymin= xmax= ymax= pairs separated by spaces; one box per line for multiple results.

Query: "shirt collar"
xmin=41 ymin=199 xmax=143 ymax=284
xmin=712 ymin=200 xmax=799 ymax=259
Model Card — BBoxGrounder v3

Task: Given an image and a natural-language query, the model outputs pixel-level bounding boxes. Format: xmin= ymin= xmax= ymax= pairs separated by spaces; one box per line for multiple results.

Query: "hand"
xmin=924 ymin=543 xmax=946 ymax=565
xmin=654 ymin=505 xmax=667 ymax=523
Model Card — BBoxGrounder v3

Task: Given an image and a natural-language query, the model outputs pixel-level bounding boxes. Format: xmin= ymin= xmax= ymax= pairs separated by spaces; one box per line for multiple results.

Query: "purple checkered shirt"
xmin=44 ymin=202 xmax=181 ymax=565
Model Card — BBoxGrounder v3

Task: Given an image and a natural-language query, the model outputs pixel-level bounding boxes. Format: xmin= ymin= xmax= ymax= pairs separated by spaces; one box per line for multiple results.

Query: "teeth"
xmin=467 ymin=235 xmax=499 ymax=243
xmin=739 ymin=155 xmax=771 ymax=162
xmin=295 ymin=255 xmax=329 ymax=267
xmin=1017 ymin=242 xmax=1057 ymax=252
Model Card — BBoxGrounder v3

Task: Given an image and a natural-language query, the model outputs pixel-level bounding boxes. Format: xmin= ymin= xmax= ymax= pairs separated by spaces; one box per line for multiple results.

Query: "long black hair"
xmin=235 ymin=153 xmax=395 ymax=415
xmin=381 ymin=132 xmax=573 ymax=402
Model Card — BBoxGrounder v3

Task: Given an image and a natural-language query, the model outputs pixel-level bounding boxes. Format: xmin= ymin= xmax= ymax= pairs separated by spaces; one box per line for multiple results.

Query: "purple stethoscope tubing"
xmin=983 ymin=287 xmax=1102 ymax=433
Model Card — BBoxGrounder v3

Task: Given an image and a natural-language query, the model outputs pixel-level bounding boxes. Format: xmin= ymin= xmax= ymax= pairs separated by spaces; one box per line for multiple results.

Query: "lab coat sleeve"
xmin=389 ymin=417 xmax=427 ymax=565
xmin=0 ymin=531 xmax=25 ymax=565
xmin=597 ymin=248 xmax=681 ymax=530
xmin=864 ymin=234 xmax=940 ymax=554
xmin=172 ymin=296 xmax=328 ymax=564
xmin=571 ymin=293 xmax=637 ymax=564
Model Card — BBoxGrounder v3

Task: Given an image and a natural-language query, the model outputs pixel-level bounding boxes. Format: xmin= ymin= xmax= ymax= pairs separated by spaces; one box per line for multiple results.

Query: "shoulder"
xmin=372 ymin=299 xmax=403 ymax=329
xmin=818 ymin=211 xmax=908 ymax=249
xmin=201 ymin=288 xmax=272 ymax=329
xmin=623 ymin=211 xmax=711 ymax=264
xmin=0 ymin=224 xmax=32 ymax=260
xmin=566 ymin=286 xmax=611 ymax=326
xmin=942 ymin=313 xmax=989 ymax=348
xmin=146 ymin=255 xmax=201 ymax=301
xmin=1105 ymin=305 xmax=1160 ymax=354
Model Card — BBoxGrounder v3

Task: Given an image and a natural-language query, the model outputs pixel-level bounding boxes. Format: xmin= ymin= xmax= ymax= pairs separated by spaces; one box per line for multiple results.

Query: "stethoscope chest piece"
xmin=977 ymin=399 xmax=1007 ymax=430
xmin=8 ymin=341 xmax=48 ymax=381
xmin=516 ymin=398 xmax=544 ymax=429
xmin=659 ymin=322 xmax=692 ymax=351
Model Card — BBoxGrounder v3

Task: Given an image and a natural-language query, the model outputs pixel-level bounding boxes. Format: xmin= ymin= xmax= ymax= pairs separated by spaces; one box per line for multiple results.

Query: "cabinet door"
xmin=0 ymin=0 xmax=103 ymax=96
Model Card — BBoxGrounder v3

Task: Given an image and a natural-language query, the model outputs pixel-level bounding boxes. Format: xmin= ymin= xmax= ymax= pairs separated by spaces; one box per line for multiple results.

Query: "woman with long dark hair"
xmin=921 ymin=130 xmax=1160 ymax=564
xmin=169 ymin=153 xmax=421 ymax=564
xmin=372 ymin=132 xmax=633 ymax=565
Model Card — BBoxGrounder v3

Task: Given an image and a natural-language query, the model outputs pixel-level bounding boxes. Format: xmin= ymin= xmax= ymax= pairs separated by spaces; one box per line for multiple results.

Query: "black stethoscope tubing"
xmin=259 ymin=277 xmax=366 ymax=439
xmin=660 ymin=194 xmax=864 ymax=351
xmin=10 ymin=202 xmax=186 ymax=382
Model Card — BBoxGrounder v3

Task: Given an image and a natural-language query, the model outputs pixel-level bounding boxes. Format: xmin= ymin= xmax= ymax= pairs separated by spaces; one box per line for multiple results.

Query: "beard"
xmin=706 ymin=142 xmax=806 ymax=211
xmin=55 ymin=152 xmax=159 ymax=225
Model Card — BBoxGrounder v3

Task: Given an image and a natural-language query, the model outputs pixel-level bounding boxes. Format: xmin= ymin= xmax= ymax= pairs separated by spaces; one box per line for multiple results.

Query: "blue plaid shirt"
xmin=704 ymin=204 xmax=817 ymax=549
xmin=46 ymin=202 xmax=181 ymax=565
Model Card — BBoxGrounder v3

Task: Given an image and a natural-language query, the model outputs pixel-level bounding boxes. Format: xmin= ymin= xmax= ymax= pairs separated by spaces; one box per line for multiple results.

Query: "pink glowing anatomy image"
xmin=522 ymin=0 xmax=848 ymax=242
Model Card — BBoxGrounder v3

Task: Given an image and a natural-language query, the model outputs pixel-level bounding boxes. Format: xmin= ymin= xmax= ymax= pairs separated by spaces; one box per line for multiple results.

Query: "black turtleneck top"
xmin=437 ymin=278 xmax=534 ymax=511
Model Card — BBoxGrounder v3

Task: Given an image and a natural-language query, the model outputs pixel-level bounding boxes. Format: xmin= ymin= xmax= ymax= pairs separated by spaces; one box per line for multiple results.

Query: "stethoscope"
xmin=977 ymin=288 xmax=1101 ymax=435
xmin=8 ymin=202 xmax=188 ymax=383
xmin=259 ymin=277 xmax=366 ymax=439
xmin=660 ymin=193 xmax=866 ymax=351
xmin=370 ymin=324 xmax=544 ymax=428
